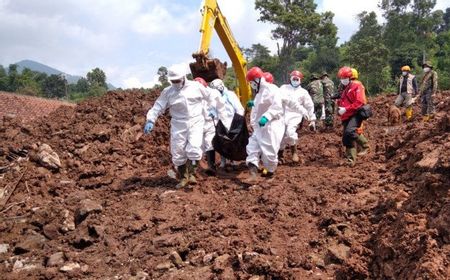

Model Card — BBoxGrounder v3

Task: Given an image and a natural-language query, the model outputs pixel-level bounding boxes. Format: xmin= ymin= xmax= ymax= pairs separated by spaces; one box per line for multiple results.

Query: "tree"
xmin=42 ymin=74 xmax=66 ymax=98
xmin=243 ymin=43 xmax=279 ymax=82
xmin=157 ymin=66 xmax=170 ymax=88
xmin=0 ymin=65 xmax=7 ymax=91
xmin=255 ymin=0 xmax=336 ymax=81
xmin=7 ymin=64 xmax=19 ymax=92
xmin=342 ymin=12 xmax=389 ymax=94
xmin=86 ymin=68 xmax=107 ymax=88
xmin=76 ymin=77 xmax=89 ymax=92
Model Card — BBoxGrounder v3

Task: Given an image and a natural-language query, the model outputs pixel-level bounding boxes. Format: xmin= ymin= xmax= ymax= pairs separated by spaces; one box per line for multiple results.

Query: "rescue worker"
xmin=279 ymin=70 xmax=314 ymax=163
xmin=396 ymin=65 xmax=418 ymax=121
xmin=144 ymin=64 xmax=218 ymax=188
xmin=209 ymin=78 xmax=245 ymax=170
xmin=195 ymin=77 xmax=220 ymax=175
xmin=306 ymin=73 xmax=324 ymax=130
xmin=263 ymin=72 xmax=274 ymax=84
xmin=245 ymin=66 xmax=284 ymax=181
xmin=349 ymin=68 xmax=369 ymax=156
xmin=419 ymin=61 xmax=438 ymax=121
xmin=321 ymin=71 xmax=336 ymax=128
xmin=336 ymin=66 xmax=367 ymax=167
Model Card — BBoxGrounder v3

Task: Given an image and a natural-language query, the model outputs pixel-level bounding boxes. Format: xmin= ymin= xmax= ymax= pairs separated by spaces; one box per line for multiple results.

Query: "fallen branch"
xmin=0 ymin=168 xmax=27 ymax=210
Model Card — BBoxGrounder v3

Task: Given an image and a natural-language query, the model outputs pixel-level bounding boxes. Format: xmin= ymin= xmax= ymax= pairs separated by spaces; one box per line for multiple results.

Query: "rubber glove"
xmin=338 ymin=107 xmax=346 ymax=116
xmin=309 ymin=121 xmax=316 ymax=131
xmin=208 ymin=109 xmax=217 ymax=119
xmin=144 ymin=120 xmax=154 ymax=134
xmin=258 ymin=116 xmax=269 ymax=127
xmin=247 ymin=100 xmax=254 ymax=108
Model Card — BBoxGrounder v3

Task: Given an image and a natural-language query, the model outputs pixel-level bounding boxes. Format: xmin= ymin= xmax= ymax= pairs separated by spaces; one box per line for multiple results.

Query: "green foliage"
xmin=87 ymin=82 xmax=107 ymax=97
xmin=76 ymin=77 xmax=89 ymax=92
xmin=87 ymin=68 xmax=107 ymax=89
xmin=157 ymin=66 xmax=170 ymax=89
xmin=43 ymin=74 xmax=67 ymax=98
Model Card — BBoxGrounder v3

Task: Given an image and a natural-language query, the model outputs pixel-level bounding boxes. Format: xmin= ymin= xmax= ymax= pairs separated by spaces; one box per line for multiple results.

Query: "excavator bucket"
xmin=189 ymin=52 xmax=227 ymax=82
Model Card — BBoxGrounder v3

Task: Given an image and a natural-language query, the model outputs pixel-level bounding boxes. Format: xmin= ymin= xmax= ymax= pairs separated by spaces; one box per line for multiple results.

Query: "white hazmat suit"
xmin=279 ymin=84 xmax=315 ymax=149
xmin=246 ymin=79 xmax=284 ymax=173
xmin=146 ymin=80 xmax=216 ymax=167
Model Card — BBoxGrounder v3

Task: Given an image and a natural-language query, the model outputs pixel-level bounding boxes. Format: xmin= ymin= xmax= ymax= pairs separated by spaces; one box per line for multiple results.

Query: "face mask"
xmin=171 ymin=78 xmax=185 ymax=90
xmin=423 ymin=67 xmax=430 ymax=73
xmin=340 ymin=78 xmax=350 ymax=86
xmin=250 ymin=78 xmax=260 ymax=91
xmin=402 ymin=71 xmax=408 ymax=76
xmin=290 ymin=77 xmax=301 ymax=88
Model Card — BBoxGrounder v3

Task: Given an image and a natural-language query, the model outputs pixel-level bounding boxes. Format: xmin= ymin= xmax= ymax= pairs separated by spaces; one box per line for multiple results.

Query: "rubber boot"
xmin=187 ymin=160 xmax=198 ymax=184
xmin=205 ymin=150 xmax=216 ymax=176
xmin=405 ymin=106 xmax=413 ymax=121
xmin=176 ymin=164 xmax=189 ymax=189
xmin=245 ymin=163 xmax=259 ymax=183
xmin=291 ymin=145 xmax=299 ymax=163
xmin=356 ymin=134 xmax=369 ymax=156
xmin=261 ymin=168 xmax=274 ymax=178
xmin=345 ymin=144 xmax=357 ymax=167
xmin=278 ymin=149 xmax=285 ymax=164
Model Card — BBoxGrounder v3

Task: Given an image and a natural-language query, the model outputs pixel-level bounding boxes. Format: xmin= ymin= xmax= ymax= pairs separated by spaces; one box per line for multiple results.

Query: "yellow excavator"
xmin=189 ymin=0 xmax=251 ymax=105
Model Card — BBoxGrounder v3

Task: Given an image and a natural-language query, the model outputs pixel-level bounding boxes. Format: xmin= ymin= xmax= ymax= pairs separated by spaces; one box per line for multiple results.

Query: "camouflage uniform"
xmin=419 ymin=62 xmax=438 ymax=117
xmin=321 ymin=75 xmax=335 ymax=127
xmin=307 ymin=77 xmax=324 ymax=122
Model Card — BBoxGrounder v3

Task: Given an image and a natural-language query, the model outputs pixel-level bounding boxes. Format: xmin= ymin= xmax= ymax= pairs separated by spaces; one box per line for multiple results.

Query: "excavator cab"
xmin=190 ymin=51 xmax=227 ymax=82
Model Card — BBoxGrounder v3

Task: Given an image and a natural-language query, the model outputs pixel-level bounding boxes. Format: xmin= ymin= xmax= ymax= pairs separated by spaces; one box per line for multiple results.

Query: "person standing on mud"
xmin=419 ymin=61 xmax=438 ymax=121
xmin=278 ymin=70 xmax=314 ymax=164
xmin=245 ymin=66 xmax=284 ymax=181
xmin=195 ymin=77 xmax=221 ymax=176
xmin=144 ymin=64 xmax=218 ymax=189
xmin=349 ymin=68 xmax=370 ymax=156
xmin=321 ymin=72 xmax=336 ymax=129
xmin=396 ymin=66 xmax=418 ymax=121
xmin=306 ymin=73 xmax=324 ymax=131
xmin=336 ymin=66 xmax=368 ymax=167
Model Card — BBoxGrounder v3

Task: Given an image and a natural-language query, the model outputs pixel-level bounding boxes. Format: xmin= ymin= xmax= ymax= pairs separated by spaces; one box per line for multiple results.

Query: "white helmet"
xmin=167 ymin=64 xmax=187 ymax=81
xmin=210 ymin=79 xmax=225 ymax=92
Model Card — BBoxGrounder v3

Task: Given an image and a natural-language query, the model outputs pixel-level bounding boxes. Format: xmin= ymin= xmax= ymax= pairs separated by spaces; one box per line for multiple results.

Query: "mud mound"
xmin=0 ymin=90 xmax=448 ymax=279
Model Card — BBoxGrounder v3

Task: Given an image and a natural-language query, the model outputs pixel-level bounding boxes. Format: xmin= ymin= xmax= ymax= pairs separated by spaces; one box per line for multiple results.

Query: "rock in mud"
xmin=13 ymin=233 xmax=47 ymax=254
xmin=46 ymin=252 xmax=65 ymax=267
xmin=75 ymin=199 xmax=103 ymax=225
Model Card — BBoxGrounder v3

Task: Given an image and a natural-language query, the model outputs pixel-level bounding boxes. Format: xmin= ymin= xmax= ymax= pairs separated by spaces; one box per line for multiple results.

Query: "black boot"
xmin=205 ymin=150 xmax=216 ymax=176
xmin=278 ymin=149 xmax=284 ymax=164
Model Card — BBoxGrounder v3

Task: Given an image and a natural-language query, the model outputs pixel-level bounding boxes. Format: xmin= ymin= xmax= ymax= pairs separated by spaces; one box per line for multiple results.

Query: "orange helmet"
xmin=290 ymin=70 xmax=304 ymax=79
xmin=194 ymin=77 xmax=207 ymax=87
xmin=401 ymin=65 xmax=411 ymax=72
xmin=263 ymin=72 xmax=274 ymax=83
xmin=337 ymin=66 xmax=353 ymax=79
xmin=246 ymin=67 xmax=264 ymax=81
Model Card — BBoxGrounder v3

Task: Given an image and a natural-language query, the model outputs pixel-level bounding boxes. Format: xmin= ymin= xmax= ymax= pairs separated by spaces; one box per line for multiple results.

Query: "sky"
xmin=0 ymin=0 xmax=447 ymax=88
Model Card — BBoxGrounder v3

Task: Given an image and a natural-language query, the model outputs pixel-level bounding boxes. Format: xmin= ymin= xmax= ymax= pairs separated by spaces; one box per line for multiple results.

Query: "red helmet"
xmin=290 ymin=70 xmax=304 ymax=79
xmin=246 ymin=67 xmax=264 ymax=82
xmin=337 ymin=66 xmax=353 ymax=79
xmin=263 ymin=72 xmax=274 ymax=84
xmin=194 ymin=77 xmax=207 ymax=87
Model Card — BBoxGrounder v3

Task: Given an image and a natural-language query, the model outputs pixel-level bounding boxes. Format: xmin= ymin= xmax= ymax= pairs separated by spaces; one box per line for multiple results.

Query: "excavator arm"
xmin=189 ymin=0 xmax=251 ymax=105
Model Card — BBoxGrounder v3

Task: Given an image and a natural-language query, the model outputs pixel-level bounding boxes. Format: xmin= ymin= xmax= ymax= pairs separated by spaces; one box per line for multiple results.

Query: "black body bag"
xmin=212 ymin=113 xmax=249 ymax=161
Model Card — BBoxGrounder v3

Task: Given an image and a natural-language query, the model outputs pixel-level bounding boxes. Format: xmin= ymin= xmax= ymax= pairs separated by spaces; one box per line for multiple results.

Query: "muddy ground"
xmin=0 ymin=90 xmax=448 ymax=279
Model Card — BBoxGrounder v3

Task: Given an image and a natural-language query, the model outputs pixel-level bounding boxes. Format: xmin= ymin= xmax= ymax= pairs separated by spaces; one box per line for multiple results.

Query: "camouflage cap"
xmin=321 ymin=71 xmax=328 ymax=77
xmin=311 ymin=73 xmax=319 ymax=80
xmin=422 ymin=61 xmax=433 ymax=68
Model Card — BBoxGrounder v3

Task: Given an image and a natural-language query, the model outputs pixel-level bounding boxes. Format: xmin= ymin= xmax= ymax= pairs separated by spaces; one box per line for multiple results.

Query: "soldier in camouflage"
xmin=321 ymin=72 xmax=336 ymax=128
xmin=306 ymin=73 xmax=324 ymax=130
xmin=419 ymin=61 xmax=438 ymax=121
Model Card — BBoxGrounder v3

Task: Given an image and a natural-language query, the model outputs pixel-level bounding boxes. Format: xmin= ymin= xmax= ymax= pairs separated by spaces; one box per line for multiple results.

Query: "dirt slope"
xmin=0 ymin=90 xmax=448 ymax=279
